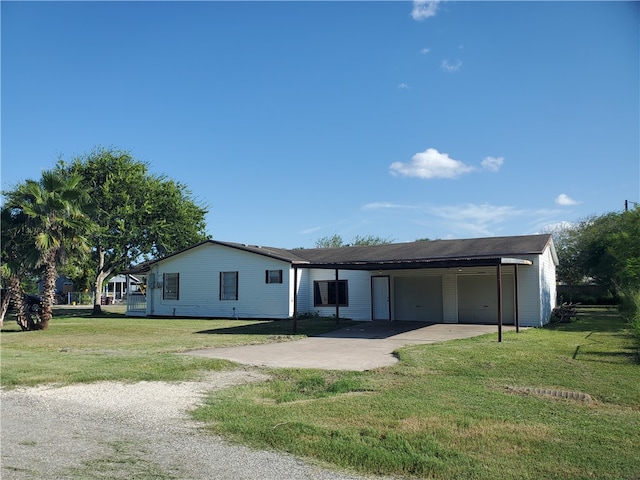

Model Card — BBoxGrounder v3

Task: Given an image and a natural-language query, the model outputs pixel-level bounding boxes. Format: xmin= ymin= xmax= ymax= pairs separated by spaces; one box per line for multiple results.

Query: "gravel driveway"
xmin=1 ymin=370 xmax=386 ymax=480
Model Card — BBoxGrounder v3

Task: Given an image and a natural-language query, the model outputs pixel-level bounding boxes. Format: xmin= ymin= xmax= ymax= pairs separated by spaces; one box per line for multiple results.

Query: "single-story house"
xmin=103 ymin=274 xmax=143 ymax=303
xmin=125 ymin=233 xmax=558 ymax=328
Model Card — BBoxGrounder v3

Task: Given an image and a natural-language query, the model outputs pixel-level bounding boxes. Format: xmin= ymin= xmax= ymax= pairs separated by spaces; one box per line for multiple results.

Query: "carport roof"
xmin=286 ymin=234 xmax=546 ymax=270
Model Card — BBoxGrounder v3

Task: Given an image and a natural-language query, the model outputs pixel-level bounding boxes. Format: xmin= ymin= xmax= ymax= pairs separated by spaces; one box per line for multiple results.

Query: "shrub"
xmin=618 ymin=289 xmax=640 ymax=338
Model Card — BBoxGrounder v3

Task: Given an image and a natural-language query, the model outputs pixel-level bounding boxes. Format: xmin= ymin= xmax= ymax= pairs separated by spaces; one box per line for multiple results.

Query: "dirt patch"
xmin=504 ymin=385 xmax=594 ymax=402
xmin=1 ymin=370 xmax=378 ymax=480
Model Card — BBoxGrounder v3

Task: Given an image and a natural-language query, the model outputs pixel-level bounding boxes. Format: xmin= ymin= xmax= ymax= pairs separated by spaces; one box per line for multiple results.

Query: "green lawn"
xmin=192 ymin=308 xmax=640 ymax=480
xmin=1 ymin=307 xmax=638 ymax=479
xmin=0 ymin=307 xmax=353 ymax=387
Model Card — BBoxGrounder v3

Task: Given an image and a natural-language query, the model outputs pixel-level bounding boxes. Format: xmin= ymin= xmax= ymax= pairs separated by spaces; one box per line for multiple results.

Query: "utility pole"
xmin=625 ymin=200 xmax=639 ymax=211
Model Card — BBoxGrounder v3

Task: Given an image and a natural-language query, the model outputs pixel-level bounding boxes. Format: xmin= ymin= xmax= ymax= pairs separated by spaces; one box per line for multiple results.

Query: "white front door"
xmin=372 ymin=276 xmax=391 ymax=321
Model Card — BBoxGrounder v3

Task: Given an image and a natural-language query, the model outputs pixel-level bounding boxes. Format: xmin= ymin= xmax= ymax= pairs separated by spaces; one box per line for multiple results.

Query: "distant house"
xmin=103 ymin=274 xmax=143 ymax=303
xmin=125 ymin=234 xmax=558 ymax=327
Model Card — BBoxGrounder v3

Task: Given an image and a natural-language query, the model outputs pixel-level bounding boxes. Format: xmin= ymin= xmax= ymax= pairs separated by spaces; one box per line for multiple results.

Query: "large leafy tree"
xmin=2 ymin=170 xmax=93 ymax=329
xmin=58 ymin=148 xmax=210 ymax=313
xmin=546 ymin=222 xmax=585 ymax=288
xmin=577 ymin=207 xmax=640 ymax=295
xmin=315 ymin=234 xmax=345 ymax=249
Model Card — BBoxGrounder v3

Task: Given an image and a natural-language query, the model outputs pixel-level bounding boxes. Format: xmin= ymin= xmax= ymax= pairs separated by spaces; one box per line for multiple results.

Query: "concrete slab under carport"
xmin=183 ymin=322 xmax=517 ymax=371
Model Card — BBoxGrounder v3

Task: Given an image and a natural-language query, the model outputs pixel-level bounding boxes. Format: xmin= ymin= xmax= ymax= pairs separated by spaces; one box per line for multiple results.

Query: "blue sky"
xmin=2 ymin=1 xmax=638 ymax=249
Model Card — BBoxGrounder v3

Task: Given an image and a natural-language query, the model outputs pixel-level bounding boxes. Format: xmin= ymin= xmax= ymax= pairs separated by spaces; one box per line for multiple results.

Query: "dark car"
xmin=1 ymin=289 xmax=42 ymax=312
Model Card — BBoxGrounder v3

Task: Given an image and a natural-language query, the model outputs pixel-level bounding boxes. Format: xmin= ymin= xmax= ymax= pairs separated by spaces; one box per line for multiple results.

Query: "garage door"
xmin=394 ymin=276 xmax=443 ymax=322
xmin=457 ymin=274 xmax=514 ymax=324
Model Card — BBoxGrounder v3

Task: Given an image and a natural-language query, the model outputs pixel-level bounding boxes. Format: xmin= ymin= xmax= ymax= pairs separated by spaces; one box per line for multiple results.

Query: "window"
xmin=313 ymin=280 xmax=348 ymax=307
xmin=163 ymin=273 xmax=179 ymax=300
xmin=220 ymin=271 xmax=238 ymax=300
xmin=266 ymin=269 xmax=283 ymax=284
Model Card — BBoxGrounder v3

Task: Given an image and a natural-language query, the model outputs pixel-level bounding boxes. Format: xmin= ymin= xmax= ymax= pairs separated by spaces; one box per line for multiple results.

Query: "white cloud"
xmin=429 ymin=203 xmax=525 ymax=236
xmin=420 ymin=47 xmax=431 ymax=54
xmin=359 ymin=200 xmax=568 ymax=239
xmin=363 ymin=202 xmax=418 ymax=210
xmin=411 ymin=0 xmax=440 ymax=20
xmin=364 ymin=201 xmax=527 ymax=237
xmin=555 ymin=193 xmax=580 ymax=206
xmin=300 ymin=226 xmax=323 ymax=235
xmin=441 ymin=59 xmax=462 ymax=73
xmin=390 ymin=148 xmax=475 ymax=179
xmin=481 ymin=156 xmax=504 ymax=172
xmin=398 ymin=83 xmax=410 ymax=90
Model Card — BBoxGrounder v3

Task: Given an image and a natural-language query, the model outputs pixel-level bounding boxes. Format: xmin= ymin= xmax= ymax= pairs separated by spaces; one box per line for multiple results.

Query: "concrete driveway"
xmin=184 ymin=322 xmax=515 ymax=371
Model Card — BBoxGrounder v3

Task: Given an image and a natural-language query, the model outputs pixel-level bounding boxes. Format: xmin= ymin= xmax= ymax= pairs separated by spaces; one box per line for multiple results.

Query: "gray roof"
xmin=211 ymin=240 xmax=310 ymax=263
xmin=287 ymin=234 xmax=553 ymax=269
xmin=128 ymin=234 xmax=554 ymax=273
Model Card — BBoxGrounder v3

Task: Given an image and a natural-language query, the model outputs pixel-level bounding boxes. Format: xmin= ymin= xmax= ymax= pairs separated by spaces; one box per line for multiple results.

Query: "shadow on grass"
xmin=1 ymin=307 xmax=127 ymax=333
xmin=546 ymin=308 xmax=629 ymax=334
xmin=572 ymin=344 xmax=640 ymax=364
xmin=556 ymin=307 xmax=640 ymax=364
xmin=0 ymin=326 xmax=24 ymax=334
xmin=49 ymin=306 xmax=127 ymax=319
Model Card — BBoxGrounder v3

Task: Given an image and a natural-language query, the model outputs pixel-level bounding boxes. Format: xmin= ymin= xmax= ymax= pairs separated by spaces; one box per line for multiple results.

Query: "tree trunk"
xmin=92 ymin=248 xmax=112 ymax=315
xmin=39 ymin=250 xmax=58 ymax=329
xmin=9 ymin=275 xmax=35 ymax=331
xmin=93 ymin=270 xmax=112 ymax=314
xmin=93 ymin=272 xmax=106 ymax=315
xmin=0 ymin=287 xmax=10 ymax=328
xmin=93 ymin=248 xmax=105 ymax=314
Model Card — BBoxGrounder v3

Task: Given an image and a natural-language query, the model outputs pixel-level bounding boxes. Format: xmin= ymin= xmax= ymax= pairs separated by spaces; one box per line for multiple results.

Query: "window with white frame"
xmin=266 ymin=269 xmax=283 ymax=284
xmin=163 ymin=273 xmax=179 ymax=300
xmin=313 ymin=280 xmax=348 ymax=307
xmin=220 ymin=271 xmax=238 ymax=300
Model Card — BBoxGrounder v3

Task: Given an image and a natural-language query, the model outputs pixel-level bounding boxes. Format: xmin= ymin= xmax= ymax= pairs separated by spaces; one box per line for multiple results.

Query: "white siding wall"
xmin=512 ymin=256 xmax=542 ymax=327
xmin=539 ymin=246 xmax=558 ymax=326
xmin=296 ymin=269 xmax=372 ymax=320
xmin=509 ymin=257 xmax=538 ymax=327
xmin=296 ymin=268 xmax=312 ymax=315
xmin=147 ymin=243 xmax=292 ymax=319
xmin=507 ymin=249 xmax=557 ymax=327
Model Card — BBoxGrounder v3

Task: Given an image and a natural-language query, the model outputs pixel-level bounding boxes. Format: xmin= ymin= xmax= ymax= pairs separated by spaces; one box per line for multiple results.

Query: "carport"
xmin=292 ymin=256 xmax=532 ymax=343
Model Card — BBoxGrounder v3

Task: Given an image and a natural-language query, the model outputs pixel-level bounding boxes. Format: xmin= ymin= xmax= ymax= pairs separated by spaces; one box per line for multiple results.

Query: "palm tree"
xmin=4 ymin=170 xmax=93 ymax=329
xmin=0 ymin=207 xmax=37 ymax=330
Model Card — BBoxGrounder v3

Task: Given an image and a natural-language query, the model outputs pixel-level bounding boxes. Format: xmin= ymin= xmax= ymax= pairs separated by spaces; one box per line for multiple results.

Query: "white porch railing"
xmin=126 ymin=292 xmax=147 ymax=317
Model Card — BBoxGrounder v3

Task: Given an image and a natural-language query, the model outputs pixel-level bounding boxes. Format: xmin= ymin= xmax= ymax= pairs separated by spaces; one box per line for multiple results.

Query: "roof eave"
xmin=292 ymin=257 xmax=533 ymax=271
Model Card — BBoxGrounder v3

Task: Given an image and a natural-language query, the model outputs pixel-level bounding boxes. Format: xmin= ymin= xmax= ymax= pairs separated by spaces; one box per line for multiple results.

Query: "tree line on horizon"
xmin=1 ymin=146 xmax=638 ymax=334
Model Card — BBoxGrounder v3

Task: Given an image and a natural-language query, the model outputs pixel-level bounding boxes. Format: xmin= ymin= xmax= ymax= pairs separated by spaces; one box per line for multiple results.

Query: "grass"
xmin=2 ymin=306 xmax=638 ymax=479
xmin=0 ymin=306 xmax=354 ymax=387
xmin=61 ymin=440 xmax=181 ymax=480
xmin=191 ymin=307 xmax=640 ymax=480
